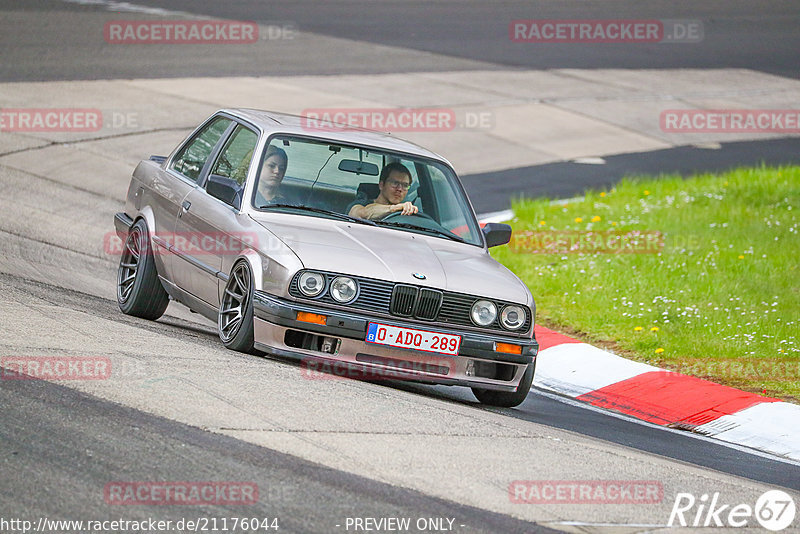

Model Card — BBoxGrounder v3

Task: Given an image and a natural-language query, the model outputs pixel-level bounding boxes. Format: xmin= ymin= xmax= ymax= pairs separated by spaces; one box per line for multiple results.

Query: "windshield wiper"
xmin=374 ymin=221 xmax=467 ymax=243
xmin=258 ymin=204 xmax=377 ymax=226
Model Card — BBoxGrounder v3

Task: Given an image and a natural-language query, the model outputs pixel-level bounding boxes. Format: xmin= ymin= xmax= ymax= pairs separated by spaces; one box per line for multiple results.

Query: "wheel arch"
xmin=131 ymin=206 xmax=157 ymax=237
xmin=229 ymin=249 xmax=263 ymax=292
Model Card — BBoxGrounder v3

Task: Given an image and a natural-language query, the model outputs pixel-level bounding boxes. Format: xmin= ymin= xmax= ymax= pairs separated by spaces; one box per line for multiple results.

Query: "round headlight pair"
xmin=470 ymin=300 xmax=526 ymax=330
xmin=297 ymin=271 xmax=357 ymax=303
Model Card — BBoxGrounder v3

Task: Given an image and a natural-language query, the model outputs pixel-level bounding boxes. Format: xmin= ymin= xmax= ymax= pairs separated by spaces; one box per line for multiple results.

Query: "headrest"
xmin=356 ymin=182 xmax=380 ymax=200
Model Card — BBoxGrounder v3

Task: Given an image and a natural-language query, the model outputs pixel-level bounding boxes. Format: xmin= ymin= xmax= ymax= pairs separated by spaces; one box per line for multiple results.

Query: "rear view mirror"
xmin=482 ymin=222 xmax=512 ymax=247
xmin=338 ymin=159 xmax=379 ymax=176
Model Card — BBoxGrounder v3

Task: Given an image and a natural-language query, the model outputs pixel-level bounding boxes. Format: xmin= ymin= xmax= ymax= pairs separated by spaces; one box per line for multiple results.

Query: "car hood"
xmin=249 ymin=212 xmax=532 ymax=306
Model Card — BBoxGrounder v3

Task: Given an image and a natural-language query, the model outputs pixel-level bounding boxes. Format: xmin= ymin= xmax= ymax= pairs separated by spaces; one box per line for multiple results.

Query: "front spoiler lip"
xmin=254 ymin=341 xmax=525 ymax=392
xmin=253 ymin=291 xmax=537 ymax=365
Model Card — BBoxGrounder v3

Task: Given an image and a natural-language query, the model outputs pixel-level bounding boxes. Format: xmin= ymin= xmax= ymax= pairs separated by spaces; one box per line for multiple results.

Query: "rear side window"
xmin=169 ymin=117 xmax=232 ymax=183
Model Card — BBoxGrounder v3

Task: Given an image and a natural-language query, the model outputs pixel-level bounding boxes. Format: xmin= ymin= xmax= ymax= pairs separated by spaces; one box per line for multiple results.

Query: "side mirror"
xmin=482 ymin=222 xmax=512 ymax=248
xmin=206 ymin=174 xmax=242 ymax=210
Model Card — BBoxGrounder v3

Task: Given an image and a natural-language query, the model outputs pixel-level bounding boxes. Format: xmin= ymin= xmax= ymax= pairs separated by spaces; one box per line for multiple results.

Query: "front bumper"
xmin=252 ymin=291 xmax=538 ymax=392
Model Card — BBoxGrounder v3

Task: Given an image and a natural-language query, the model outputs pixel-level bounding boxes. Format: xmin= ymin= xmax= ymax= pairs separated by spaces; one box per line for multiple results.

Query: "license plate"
xmin=366 ymin=323 xmax=461 ymax=356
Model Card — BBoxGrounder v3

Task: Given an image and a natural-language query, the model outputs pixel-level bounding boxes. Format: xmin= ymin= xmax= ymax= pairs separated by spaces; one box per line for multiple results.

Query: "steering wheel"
xmin=380 ymin=210 xmax=434 ymax=222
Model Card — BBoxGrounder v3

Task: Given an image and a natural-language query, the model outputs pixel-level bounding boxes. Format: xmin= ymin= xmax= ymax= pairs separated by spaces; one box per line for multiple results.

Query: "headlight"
xmin=470 ymin=300 xmax=497 ymax=326
xmin=330 ymin=276 xmax=357 ymax=303
xmin=500 ymin=305 xmax=526 ymax=330
xmin=298 ymin=271 xmax=325 ymax=297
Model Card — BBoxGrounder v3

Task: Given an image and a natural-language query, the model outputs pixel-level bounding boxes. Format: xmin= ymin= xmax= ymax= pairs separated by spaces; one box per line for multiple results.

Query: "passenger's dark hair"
xmin=379 ymin=161 xmax=412 ymax=184
xmin=264 ymin=145 xmax=288 ymax=164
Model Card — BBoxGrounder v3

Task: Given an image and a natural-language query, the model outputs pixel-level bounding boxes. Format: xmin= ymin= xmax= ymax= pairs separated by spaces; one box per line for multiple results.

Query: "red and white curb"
xmin=531 ymin=325 xmax=800 ymax=461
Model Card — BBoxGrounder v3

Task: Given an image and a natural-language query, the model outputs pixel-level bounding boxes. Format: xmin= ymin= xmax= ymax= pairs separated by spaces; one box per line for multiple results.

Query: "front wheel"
xmin=117 ymin=219 xmax=169 ymax=320
xmin=218 ymin=260 xmax=256 ymax=353
xmin=471 ymin=360 xmax=535 ymax=408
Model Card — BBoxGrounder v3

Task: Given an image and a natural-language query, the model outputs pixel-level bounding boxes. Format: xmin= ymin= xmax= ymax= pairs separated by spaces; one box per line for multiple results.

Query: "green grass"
xmin=491 ymin=165 xmax=800 ymax=401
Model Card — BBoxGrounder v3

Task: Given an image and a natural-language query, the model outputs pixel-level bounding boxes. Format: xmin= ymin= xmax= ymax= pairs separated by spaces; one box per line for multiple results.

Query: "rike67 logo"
xmin=669 ymin=490 xmax=796 ymax=531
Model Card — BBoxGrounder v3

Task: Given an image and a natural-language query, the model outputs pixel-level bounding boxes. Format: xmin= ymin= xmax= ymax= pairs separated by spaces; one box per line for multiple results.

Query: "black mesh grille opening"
xmin=473 ymin=360 xmax=516 ymax=381
xmin=415 ymin=288 xmax=442 ymax=320
xmin=391 ymin=285 xmax=418 ymax=316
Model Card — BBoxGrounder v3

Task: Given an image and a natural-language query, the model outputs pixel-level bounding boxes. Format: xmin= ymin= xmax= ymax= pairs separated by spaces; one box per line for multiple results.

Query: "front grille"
xmin=415 ymin=288 xmax=442 ymax=320
xmin=390 ymin=285 xmax=418 ymax=316
xmin=288 ymin=270 xmax=531 ymax=334
xmin=390 ymin=285 xmax=442 ymax=320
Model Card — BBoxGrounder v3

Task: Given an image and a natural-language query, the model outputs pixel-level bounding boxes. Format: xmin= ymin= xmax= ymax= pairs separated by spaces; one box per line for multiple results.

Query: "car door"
xmin=172 ymin=123 xmax=260 ymax=308
xmin=154 ymin=115 xmax=233 ymax=285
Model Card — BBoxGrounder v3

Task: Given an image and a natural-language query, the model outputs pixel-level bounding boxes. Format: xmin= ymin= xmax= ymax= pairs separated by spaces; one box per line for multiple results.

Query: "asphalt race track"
xmin=1 ymin=1 xmax=799 ymax=533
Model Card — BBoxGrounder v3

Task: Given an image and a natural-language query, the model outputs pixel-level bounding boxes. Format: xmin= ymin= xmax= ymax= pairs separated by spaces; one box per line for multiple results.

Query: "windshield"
xmin=251 ymin=135 xmax=483 ymax=246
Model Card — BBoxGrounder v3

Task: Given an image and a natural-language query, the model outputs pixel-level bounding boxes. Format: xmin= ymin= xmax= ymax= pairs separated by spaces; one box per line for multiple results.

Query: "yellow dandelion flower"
xmin=651 ymin=326 xmax=660 ymax=332
xmin=644 ymin=190 xmax=650 ymax=196
xmin=539 ymin=220 xmax=546 ymax=226
xmin=600 ymin=192 xmax=606 ymax=197
xmin=574 ymin=217 xmax=583 ymax=223
xmin=738 ymin=255 xmax=744 ymax=259
xmin=654 ymin=348 xmax=664 ymax=354
xmin=611 ymin=221 xmax=618 ymax=226
xmin=634 ymin=326 xmax=643 ymax=331
xmin=591 ymin=216 xmax=601 ymax=222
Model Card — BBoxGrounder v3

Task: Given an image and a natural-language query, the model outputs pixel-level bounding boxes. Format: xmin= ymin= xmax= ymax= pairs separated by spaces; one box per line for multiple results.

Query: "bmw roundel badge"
xmin=412 ymin=272 xmax=426 ymax=280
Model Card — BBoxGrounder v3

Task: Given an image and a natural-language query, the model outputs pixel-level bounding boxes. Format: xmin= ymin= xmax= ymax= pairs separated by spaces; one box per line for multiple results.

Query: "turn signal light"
xmin=297 ymin=312 xmax=327 ymax=325
xmin=495 ymin=342 xmax=522 ymax=355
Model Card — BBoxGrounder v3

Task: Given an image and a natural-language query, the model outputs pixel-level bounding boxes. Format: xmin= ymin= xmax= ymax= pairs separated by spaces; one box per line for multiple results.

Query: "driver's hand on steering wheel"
xmin=391 ymin=201 xmax=418 ymax=216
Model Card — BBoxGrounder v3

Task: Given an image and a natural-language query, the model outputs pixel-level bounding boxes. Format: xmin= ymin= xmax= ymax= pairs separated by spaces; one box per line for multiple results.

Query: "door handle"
xmin=179 ymin=200 xmax=191 ymax=218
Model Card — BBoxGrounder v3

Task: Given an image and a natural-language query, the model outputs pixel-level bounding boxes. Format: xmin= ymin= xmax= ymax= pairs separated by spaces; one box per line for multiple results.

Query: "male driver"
xmin=348 ymin=162 xmax=419 ymax=220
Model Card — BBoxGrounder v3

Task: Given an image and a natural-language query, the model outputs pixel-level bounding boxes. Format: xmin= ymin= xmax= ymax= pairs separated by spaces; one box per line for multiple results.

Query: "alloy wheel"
xmin=219 ymin=262 xmax=251 ymax=342
xmin=117 ymin=228 xmax=141 ymax=303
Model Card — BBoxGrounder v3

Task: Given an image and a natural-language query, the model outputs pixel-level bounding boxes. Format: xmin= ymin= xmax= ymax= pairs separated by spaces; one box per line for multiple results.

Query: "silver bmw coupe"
xmin=114 ymin=109 xmax=538 ymax=407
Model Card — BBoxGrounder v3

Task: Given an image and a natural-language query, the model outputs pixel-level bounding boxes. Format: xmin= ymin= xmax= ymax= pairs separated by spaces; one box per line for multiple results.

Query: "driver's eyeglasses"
xmin=387 ymin=180 xmax=411 ymax=190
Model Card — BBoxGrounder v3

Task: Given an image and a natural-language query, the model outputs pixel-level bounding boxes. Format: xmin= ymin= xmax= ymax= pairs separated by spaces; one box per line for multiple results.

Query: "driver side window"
xmin=205 ymin=124 xmax=258 ymax=209
xmin=210 ymin=125 xmax=258 ymax=185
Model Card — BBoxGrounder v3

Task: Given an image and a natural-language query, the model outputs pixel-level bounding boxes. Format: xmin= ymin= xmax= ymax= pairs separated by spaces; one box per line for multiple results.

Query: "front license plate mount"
xmin=366 ymin=322 xmax=461 ymax=356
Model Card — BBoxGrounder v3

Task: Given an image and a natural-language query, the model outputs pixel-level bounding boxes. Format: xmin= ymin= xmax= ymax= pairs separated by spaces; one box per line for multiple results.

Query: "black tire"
xmin=117 ymin=219 xmax=170 ymax=320
xmin=218 ymin=260 xmax=256 ymax=353
xmin=471 ymin=360 xmax=535 ymax=408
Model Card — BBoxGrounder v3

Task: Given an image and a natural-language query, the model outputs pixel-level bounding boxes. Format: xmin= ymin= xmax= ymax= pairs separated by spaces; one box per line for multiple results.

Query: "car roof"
xmin=223 ymin=108 xmax=452 ymax=165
